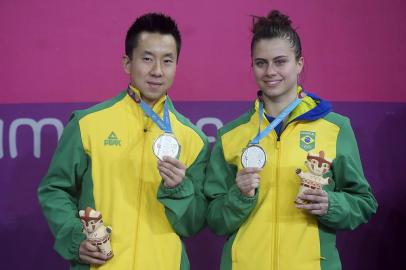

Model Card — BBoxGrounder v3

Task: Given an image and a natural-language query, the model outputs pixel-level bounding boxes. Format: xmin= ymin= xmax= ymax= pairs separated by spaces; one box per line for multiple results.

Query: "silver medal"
xmin=153 ymin=133 xmax=180 ymax=160
xmin=241 ymin=144 xmax=266 ymax=168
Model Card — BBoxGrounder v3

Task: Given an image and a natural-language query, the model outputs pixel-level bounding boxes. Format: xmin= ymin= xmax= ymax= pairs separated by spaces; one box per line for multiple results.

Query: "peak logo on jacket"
xmin=104 ymin=132 xmax=121 ymax=146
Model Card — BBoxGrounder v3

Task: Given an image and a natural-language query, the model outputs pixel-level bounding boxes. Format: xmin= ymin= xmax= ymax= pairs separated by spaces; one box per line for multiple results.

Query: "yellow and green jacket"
xmin=205 ymin=90 xmax=378 ymax=270
xmin=38 ymin=88 xmax=209 ymax=270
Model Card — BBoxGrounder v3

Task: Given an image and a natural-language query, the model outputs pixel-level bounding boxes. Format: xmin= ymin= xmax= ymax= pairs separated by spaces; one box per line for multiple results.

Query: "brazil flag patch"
xmin=300 ymin=131 xmax=315 ymax=151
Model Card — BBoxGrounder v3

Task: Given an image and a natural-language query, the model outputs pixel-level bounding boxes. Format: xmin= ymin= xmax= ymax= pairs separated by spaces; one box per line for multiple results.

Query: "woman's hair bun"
xmin=266 ymin=10 xmax=292 ymax=27
xmin=252 ymin=10 xmax=292 ymax=34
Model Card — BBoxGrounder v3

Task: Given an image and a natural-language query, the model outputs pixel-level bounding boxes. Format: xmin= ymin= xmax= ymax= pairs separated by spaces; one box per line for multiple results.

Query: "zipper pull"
xmin=276 ymin=139 xmax=281 ymax=150
xmin=143 ymin=115 xmax=151 ymax=133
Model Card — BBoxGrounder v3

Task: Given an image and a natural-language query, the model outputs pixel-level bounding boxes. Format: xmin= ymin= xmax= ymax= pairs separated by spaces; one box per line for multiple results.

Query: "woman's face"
xmin=252 ymin=38 xmax=303 ymax=102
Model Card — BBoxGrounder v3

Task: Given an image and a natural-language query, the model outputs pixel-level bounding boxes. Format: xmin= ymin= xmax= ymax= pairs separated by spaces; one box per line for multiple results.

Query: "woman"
xmin=204 ymin=10 xmax=377 ymax=270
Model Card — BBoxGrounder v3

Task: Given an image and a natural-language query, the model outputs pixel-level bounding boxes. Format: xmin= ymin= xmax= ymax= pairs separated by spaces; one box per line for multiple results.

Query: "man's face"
xmin=123 ymin=32 xmax=178 ymax=106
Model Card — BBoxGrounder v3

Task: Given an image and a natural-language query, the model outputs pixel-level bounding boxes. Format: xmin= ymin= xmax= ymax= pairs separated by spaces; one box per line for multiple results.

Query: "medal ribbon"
xmin=251 ymin=98 xmax=302 ymax=144
xmin=127 ymin=88 xmax=172 ymax=133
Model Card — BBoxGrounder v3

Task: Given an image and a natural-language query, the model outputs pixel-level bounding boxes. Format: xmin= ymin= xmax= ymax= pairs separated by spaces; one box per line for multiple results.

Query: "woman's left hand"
xmin=296 ymin=189 xmax=329 ymax=216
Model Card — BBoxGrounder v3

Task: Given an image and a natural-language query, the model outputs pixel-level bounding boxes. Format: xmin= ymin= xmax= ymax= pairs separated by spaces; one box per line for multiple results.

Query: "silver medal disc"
xmin=241 ymin=145 xmax=266 ymax=168
xmin=153 ymin=133 xmax=180 ymax=160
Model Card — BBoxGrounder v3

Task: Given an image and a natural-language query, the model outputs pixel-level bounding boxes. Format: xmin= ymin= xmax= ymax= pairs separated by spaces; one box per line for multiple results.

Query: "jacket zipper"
xmin=272 ymin=135 xmax=281 ymax=270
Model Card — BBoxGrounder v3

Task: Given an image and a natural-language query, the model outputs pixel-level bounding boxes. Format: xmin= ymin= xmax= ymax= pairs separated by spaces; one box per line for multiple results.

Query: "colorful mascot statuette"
xmin=295 ymin=151 xmax=333 ymax=205
xmin=79 ymin=207 xmax=113 ymax=256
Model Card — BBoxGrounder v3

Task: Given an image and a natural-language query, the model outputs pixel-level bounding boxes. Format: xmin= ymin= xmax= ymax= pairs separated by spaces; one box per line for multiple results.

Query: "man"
xmin=38 ymin=13 xmax=209 ymax=270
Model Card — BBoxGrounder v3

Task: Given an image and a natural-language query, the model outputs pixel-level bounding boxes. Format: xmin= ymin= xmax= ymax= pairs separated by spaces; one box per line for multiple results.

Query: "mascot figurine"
xmin=295 ymin=151 xmax=333 ymax=205
xmin=79 ymin=207 xmax=113 ymax=256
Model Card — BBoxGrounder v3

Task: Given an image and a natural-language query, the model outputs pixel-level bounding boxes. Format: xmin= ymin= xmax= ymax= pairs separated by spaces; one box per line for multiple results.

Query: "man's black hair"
xmin=125 ymin=13 xmax=181 ymax=59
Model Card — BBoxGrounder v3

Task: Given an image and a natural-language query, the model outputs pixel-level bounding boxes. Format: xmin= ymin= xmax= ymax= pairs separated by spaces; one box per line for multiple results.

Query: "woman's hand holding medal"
xmin=235 ymin=167 xmax=262 ymax=197
xmin=158 ymin=156 xmax=187 ymax=188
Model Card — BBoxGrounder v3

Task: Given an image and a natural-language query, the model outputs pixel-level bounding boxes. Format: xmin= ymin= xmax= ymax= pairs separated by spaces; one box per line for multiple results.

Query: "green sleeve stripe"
xmin=318 ymin=225 xmax=341 ymax=270
xmin=78 ymin=154 xmax=96 ymax=213
xmin=220 ymin=232 xmax=237 ymax=270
